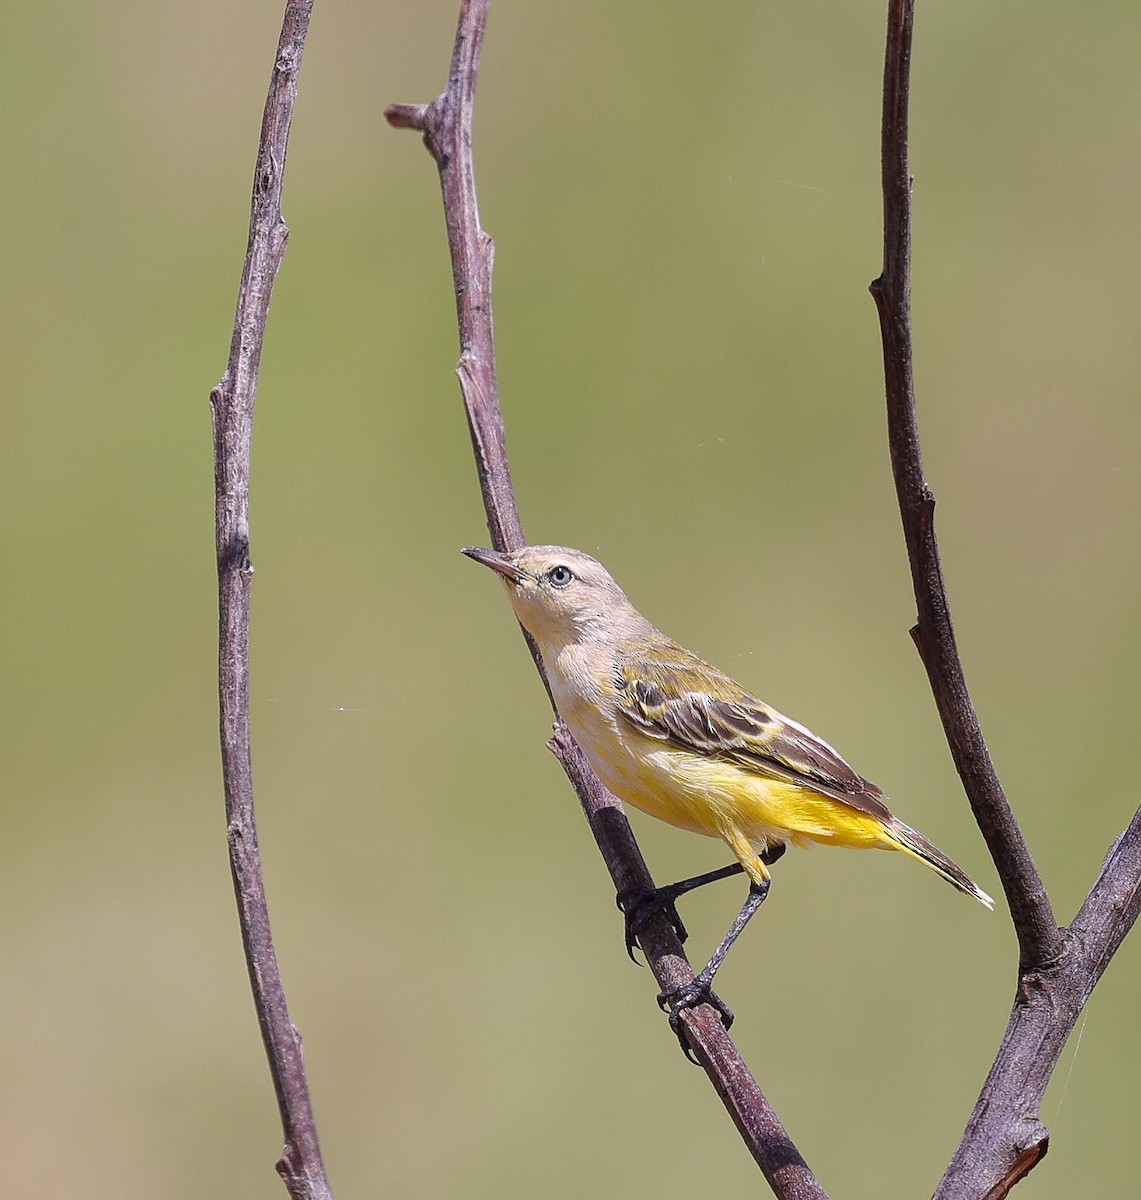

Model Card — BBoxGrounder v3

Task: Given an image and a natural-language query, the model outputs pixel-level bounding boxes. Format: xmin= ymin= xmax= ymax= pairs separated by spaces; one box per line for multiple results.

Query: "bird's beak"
xmin=461 ymin=545 xmax=528 ymax=584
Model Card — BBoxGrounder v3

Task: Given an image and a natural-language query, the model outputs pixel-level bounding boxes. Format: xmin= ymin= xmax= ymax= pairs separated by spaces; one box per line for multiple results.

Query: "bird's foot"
xmin=617 ymin=849 xmax=785 ymax=962
xmin=616 ymin=885 xmax=689 ymax=962
xmin=657 ymin=975 xmax=734 ymax=1062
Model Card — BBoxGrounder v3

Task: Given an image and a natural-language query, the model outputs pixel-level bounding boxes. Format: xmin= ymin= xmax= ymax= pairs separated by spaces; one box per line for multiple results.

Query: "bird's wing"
xmin=615 ymin=648 xmax=892 ymax=821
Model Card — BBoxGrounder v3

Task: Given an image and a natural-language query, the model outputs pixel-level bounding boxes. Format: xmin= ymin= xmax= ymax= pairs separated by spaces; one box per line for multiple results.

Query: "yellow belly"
xmin=560 ymin=693 xmax=889 ymax=882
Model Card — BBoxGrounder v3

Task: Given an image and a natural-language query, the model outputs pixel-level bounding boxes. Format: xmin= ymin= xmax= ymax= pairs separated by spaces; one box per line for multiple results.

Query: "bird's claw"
xmin=657 ymin=978 xmax=734 ymax=1062
xmin=657 ymin=978 xmax=734 ymax=1027
xmin=616 ymin=886 xmax=688 ymax=962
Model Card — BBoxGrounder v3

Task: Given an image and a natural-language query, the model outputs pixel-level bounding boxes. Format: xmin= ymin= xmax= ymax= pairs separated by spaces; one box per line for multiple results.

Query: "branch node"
xmin=219 ymin=537 xmax=254 ymax=575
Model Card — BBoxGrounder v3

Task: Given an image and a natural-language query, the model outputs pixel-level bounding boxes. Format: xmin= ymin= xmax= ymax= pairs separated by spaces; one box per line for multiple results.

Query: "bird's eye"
xmin=548 ymin=564 xmax=574 ymax=588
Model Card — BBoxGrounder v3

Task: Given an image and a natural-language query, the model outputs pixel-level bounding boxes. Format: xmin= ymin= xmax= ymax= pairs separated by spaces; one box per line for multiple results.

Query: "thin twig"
xmin=386 ymin=4 xmax=826 ymax=1197
xmin=868 ymin=0 xmax=1060 ymax=971
xmin=210 ymin=3 xmax=331 ymax=1197
xmin=870 ymin=2 xmax=1141 ymax=1196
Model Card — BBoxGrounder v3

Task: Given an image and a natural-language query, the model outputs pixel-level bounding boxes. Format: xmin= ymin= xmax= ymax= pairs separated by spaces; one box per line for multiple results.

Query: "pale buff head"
xmin=462 ymin=544 xmax=647 ymax=650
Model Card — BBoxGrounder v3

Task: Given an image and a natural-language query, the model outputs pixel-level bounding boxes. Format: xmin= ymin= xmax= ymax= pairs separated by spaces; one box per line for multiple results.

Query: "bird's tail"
xmin=886 ymin=819 xmax=994 ymax=909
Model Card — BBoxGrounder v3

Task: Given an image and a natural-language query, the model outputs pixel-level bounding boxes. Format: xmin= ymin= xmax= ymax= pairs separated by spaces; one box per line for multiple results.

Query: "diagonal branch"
xmin=1070 ymin=802 xmax=1141 ymax=969
xmin=210 ymin=3 xmax=331 ymax=1197
xmin=386 ymin=4 xmax=826 ymax=1197
xmin=868 ymin=0 xmax=1061 ymax=972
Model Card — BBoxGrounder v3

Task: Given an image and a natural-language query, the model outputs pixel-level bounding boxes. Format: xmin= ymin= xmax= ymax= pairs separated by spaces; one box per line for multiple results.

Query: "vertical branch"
xmin=210 ymin=3 xmax=331 ymax=1197
xmin=868 ymin=0 xmax=1061 ymax=971
xmin=386 ymin=5 xmax=827 ymax=1197
xmin=386 ymin=0 xmax=520 ymax=554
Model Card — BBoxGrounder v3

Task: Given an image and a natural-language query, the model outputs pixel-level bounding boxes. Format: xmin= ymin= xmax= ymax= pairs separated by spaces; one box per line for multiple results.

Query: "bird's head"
xmin=462 ymin=544 xmax=642 ymax=650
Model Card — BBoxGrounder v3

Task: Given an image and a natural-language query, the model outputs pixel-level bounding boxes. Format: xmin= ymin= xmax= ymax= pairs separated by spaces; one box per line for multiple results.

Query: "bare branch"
xmin=210 ymin=3 xmax=331 ymax=1197
xmin=935 ymin=816 xmax=1141 ymax=1199
xmin=868 ymin=0 xmax=1061 ymax=971
xmin=547 ymin=726 xmax=824 ymax=1200
xmin=385 ymin=0 xmax=520 ymax=554
xmin=387 ymin=4 xmax=826 ymax=1196
xmin=871 ymin=2 xmax=1141 ymax=1196
xmin=1070 ymin=804 xmax=1141 ymax=969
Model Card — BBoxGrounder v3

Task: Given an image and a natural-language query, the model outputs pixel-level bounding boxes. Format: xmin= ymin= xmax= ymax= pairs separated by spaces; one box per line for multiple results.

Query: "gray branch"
xmin=870 ymin=2 xmax=1141 ymax=1196
xmin=386 ymin=3 xmax=827 ymax=1197
xmin=210 ymin=2 xmax=332 ymax=1196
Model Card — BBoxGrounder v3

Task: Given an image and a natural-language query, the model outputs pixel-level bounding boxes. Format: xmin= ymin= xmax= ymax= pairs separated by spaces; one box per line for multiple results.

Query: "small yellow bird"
xmin=463 ymin=543 xmax=993 ymax=1027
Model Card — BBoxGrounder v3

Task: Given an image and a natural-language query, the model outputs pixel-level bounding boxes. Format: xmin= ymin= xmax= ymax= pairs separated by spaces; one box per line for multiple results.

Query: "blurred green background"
xmin=3 ymin=0 xmax=1140 ymax=1195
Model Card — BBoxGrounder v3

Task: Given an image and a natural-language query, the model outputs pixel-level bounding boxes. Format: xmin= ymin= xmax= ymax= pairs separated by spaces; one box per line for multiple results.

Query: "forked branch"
xmin=871 ymin=1 xmax=1141 ymax=1196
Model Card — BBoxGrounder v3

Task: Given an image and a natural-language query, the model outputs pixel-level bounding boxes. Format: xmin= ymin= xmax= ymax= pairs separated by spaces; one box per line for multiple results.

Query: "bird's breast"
xmin=545 ymin=646 xmax=719 ymax=837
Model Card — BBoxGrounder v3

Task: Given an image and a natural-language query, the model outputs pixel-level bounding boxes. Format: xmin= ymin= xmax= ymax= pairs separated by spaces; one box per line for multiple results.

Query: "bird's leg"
xmin=658 ymin=876 xmax=772 ymax=1049
xmin=616 ymin=843 xmax=785 ymax=962
xmin=617 ymin=864 xmax=739 ymax=959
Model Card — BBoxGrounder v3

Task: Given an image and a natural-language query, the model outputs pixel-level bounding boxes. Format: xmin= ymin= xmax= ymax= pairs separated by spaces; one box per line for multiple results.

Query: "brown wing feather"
xmin=615 ymin=644 xmax=892 ymax=822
